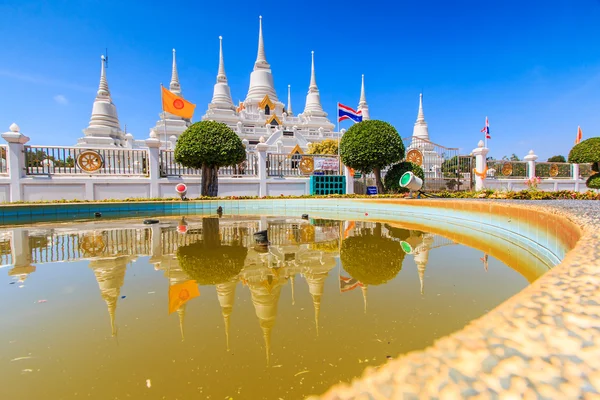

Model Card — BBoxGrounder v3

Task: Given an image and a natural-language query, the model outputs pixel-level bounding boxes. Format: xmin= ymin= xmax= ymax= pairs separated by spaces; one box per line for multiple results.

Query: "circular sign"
xmin=175 ymin=183 xmax=187 ymax=194
xmin=501 ymin=162 xmax=513 ymax=176
xmin=173 ymin=99 xmax=185 ymax=109
xmin=406 ymin=149 xmax=424 ymax=166
xmin=549 ymin=164 xmax=559 ymax=177
xmin=299 ymin=157 xmax=314 ymax=174
xmin=77 ymin=150 xmax=103 ymax=173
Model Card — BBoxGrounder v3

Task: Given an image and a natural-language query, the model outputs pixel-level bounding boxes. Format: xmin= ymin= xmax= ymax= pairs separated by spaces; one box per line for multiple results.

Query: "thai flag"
xmin=338 ymin=103 xmax=363 ymax=123
xmin=481 ymin=116 xmax=491 ymax=139
xmin=340 ymin=275 xmax=363 ymax=293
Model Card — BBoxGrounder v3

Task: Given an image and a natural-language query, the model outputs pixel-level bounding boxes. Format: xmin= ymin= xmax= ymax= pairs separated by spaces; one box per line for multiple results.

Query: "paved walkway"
xmin=313 ymin=200 xmax=600 ymax=399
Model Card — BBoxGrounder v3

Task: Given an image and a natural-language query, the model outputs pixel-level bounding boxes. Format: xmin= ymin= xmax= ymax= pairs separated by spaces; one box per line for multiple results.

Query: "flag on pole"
xmin=338 ymin=103 xmax=363 ymax=123
xmin=168 ymin=280 xmax=200 ymax=314
xmin=480 ymin=117 xmax=491 ymax=139
xmin=162 ymin=86 xmax=196 ymax=119
xmin=575 ymin=126 xmax=583 ymax=144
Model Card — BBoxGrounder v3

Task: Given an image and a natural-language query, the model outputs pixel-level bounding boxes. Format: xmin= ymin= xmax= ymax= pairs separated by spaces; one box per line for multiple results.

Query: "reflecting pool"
xmin=0 ymin=216 xmax=552 ymax=399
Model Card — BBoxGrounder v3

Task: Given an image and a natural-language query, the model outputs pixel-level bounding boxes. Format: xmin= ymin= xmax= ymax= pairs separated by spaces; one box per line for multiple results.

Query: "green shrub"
xmin=587 ymin=174 xmax=600 ymax=189
xmin=341 ymin=225 xmax=405 ymax=285
xmin=384 ymin=162 xmax=425 ymax=193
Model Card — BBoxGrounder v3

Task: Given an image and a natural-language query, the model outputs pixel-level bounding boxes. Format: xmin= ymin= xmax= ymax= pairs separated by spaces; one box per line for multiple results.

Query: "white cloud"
xmin=54 ymin=94 xmax=68 ymax=105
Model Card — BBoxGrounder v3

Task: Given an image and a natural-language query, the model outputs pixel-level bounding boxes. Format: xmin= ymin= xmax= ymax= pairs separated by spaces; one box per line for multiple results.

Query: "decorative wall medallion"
xmin=406 ymin=149 xmax=423 ymax=166
xmin=80 ymin=233 xmax=106 ymax=256
xmin=501 ymin=162 xmax=513 ymax=176
xmin=299 ymin=157 xmax=314 ymax=174
xmin=549 ymin=163 xmax=559 ymax=177
xmin=77 ymin=150 xmax=103 ymax=173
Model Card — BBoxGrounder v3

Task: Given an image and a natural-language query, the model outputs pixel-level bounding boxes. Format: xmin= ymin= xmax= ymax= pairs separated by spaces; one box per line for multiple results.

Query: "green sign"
xmin=354 ymin=172 xmax=362 ymax=178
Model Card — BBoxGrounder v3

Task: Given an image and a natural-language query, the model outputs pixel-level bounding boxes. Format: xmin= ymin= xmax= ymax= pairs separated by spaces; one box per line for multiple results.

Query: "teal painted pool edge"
xmin=0 ymin=198 xmax=571 ymax=269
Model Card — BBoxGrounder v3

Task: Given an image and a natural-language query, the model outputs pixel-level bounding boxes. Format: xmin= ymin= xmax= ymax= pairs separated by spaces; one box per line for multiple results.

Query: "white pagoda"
xmin=406 ymin=94 xmax=443 ymax=178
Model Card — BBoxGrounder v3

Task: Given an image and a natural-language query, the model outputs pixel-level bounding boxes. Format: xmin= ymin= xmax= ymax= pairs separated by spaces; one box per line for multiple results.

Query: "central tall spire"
xmin=287 ymin=85 xmax=293 ymax=116
xmin=357 ymin=74 xmax=370 ymax=120
xmin=303 ymin=51 xmax=326 ymax=117
xmin=245 ymin=16 xmax=279 ymax=102
xmin=412 ymin=93 xmax=429 ymax=141
xmin=416 ymin=93 xmax=425 ymax=123
xmin=217 ymin=36 xmax=227 ymax=83
xmin=209 ymin=36 xmax=235 ymax=110
xmin=254 ymin=16 xmax=269 ymax=69
xmin=170 ymin=49 xmax=181 ymax=96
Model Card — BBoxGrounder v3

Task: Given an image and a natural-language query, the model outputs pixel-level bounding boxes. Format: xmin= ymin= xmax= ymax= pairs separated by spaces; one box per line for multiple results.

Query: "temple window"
xmin=264 ymin=105 xmax=270 ymax=115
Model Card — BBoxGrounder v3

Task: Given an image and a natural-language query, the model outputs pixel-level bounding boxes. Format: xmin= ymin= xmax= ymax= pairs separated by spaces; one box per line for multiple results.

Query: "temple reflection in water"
xmin=0 ymin=216 xmax=453 ymax=363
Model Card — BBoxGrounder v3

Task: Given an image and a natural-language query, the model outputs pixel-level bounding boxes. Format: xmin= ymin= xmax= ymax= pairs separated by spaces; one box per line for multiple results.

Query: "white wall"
xmin=267 ymin=180 xmax=308 ymax=196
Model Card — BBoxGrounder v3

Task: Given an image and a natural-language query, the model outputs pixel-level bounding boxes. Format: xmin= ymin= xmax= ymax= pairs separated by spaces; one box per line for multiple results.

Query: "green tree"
xmin=384 ymin=161 xmax=425 ymax=193
xmin=307 ymin=139 xmax=338 ymax=155
xmin=547 ymin=155 xmax=566 ymax=163
xmin=175 ymin=121 xmax=246 ymax=197
xmin=340 ymin=223 xmax=405 ymax=285
xmin=502 ymin=154 xmax=521 ymax=161
xmin=339 ymin=120 xmax=404 ymax=193
xmin=177 ymin=218 xmax=248 ymax=285
xmin=569 ymin=137 xmax=600 ymax=188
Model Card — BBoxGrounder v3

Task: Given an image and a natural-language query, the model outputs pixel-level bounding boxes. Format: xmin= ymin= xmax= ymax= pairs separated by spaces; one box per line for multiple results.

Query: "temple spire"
xmin=417 ymin=93 xmax=425 ymax=123
xmin=98 ymin=55 xmax=110 ymax=96
xmin=254 ymin=16 xmax=269 ymax=69
xmin=357 ymin=74 xmax=370 ymax=120
xmin=209 ymin=36 xmax=235 ymax=109
xmin=303 ymin=51 xmax=326 ymax=117
xmin=217 ymin=36 xmax=227 ymax=83
xmin=170 ymin=49 xmax=181 ymax=95
xmin=309 ymin=51 xmax=317 ymax=91
xmin=287 ymin=85 xmax=293 ymax=116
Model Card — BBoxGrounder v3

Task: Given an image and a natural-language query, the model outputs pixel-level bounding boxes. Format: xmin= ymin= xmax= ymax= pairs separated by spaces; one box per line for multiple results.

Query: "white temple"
xmin=76 ymin=16 xmax=370 ymax=153
xmin=406 ymin=93 xmax=443 ymax=177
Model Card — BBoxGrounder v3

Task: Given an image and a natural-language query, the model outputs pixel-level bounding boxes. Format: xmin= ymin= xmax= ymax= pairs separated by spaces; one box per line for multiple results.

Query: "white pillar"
xmin=11 ymin=228 xmax=32 ymax=267
xmin=524 ymin=150 xmax=538 ymax=179
xmin=573 ymin=164 xmax=580 ymax=192
xmin=145 ymin=137 xmax=161 ymax=198
xmin=2 ymin=123 xmax=30 ymax=202
xmin=471 ymin=140 xmax=489 ymax=191
xmin=344 ymin=166 xmax=354 ymax=194
xmin=256 ymin=143 xmax=269 ymax=197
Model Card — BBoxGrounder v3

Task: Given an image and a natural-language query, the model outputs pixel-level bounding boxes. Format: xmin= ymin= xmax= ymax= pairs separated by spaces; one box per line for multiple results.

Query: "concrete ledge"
xmin=314 ymin=200 xmax=599 ymax=399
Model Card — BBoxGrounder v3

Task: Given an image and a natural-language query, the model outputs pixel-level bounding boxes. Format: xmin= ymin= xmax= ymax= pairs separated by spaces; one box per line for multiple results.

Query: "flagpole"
xmin=337 ymin=103 xmax=341 ymax=174
xmin=161 ymin=83 xmax=168 ymax=150
xmin=484 ymin=116 xmax=488 ymax=149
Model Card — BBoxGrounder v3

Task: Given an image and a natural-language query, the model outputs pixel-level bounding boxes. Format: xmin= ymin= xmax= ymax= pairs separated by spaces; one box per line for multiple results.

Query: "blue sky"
xmin=1 ymin=0 xmax=600 ymax=160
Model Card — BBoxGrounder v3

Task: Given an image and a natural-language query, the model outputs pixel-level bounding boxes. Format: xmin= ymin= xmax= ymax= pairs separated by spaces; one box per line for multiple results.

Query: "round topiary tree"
xmin=340 ymin=120 xmax=405 ymax=194
xmin=384 ymin=162 xmax=425 ymax=193
xmin=175 ymin=121 xmax=246 ymax=197
xmin=177 ymin=218 xmax=247 ymax=285
xmin=568 ymin=137 xmax=600 ymax=189
xmin=340 ymin=223 xmax=405 ymax=285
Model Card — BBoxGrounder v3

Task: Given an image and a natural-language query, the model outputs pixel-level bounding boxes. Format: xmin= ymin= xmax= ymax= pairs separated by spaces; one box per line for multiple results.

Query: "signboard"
xmin=313 ymin=171 xmax=325 ymax=175
xmin=366 ymin=186 xmax=378 ymax=195
xmin=354 ymin=172 xmax=362 ymax=178
xmin=314 ymin=158 xmax=338 ymax=171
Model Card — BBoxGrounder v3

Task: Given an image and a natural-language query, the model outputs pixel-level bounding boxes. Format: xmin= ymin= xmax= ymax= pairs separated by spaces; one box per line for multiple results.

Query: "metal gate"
xmin=402 ymin=137 xmax=473 ymax=192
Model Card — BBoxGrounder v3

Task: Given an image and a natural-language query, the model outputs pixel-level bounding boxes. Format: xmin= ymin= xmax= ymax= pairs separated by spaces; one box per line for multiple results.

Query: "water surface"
xmin=0 ymin=216 xmax=549 ymax=399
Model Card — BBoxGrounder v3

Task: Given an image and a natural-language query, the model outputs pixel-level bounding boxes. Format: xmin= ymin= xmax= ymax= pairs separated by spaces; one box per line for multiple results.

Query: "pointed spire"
xmin=224 ymin=311 xmax=231 ymax=351
xmin=418 ymin=264 xmax=426 ymax=295
xmin=261 ymin=321 xmax=272 ymax=366
xmin=170 ymin=49 xmax=181 ymax=95
xmin=178 ymin=304 xmax=186 ymax=341
xmin=312 ymin=293 xmax=321 ymax=336
xmin=98 ymin=55 xmax=110 ymax=96
xmin=217 ymin=36 xmax=227 ymax=83
xmin=356 ymin=74 xmax=370 ymax=121
xmin=290 ymin=275 xmax=296 ymax=305
xmin=254 ymin=16 xmax=269 ymax=69
xmin=359 ymin=74 xmax=367 ymax=105
xmin=416 ymin=93 xmax=425 ymax=123
xmin=108 ymin=298 xmax=117 ymax=337
xmin=287 ymin=85 xmax=293 ymax=116
xmin=309 ymin=51 xmax=317 ymax=91
xmin=361 ymin=285 xmax=368 ymax=314
xmin=303 ymin=51 xmax=326 ymax=117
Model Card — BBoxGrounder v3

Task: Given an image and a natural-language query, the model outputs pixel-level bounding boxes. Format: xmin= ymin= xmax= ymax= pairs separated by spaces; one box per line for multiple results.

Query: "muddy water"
xmin=0 ymin=216 xmax=549 ymax=399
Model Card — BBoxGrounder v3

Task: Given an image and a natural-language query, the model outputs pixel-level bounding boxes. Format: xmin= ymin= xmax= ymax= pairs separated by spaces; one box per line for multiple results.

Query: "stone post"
xmin=572 ymin=163 xmax=580 ymax=192
xmin=524 ymin=150 xmax=538 ymax=179
xmin=256 ymin=143 xmax=269 ymax=197
xmin=344 ymin=166 xmax=354 ymax=194
xmin=471 ymin=140 xmax=489 ymax=191
xmin=2 ymin=123 xmax=30 ymax=202
xmin=145 ymin=135 xmax=161 ymax=198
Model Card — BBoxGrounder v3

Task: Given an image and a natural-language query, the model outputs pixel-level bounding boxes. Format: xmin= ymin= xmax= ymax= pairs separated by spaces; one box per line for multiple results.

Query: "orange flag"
xmin=161 ymin=86 xmax=196 ymax=119
xmin=575 ymin=126 xmax=583 ymax=144
xmin=168 ymin=280 xmax=200 ymax=314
